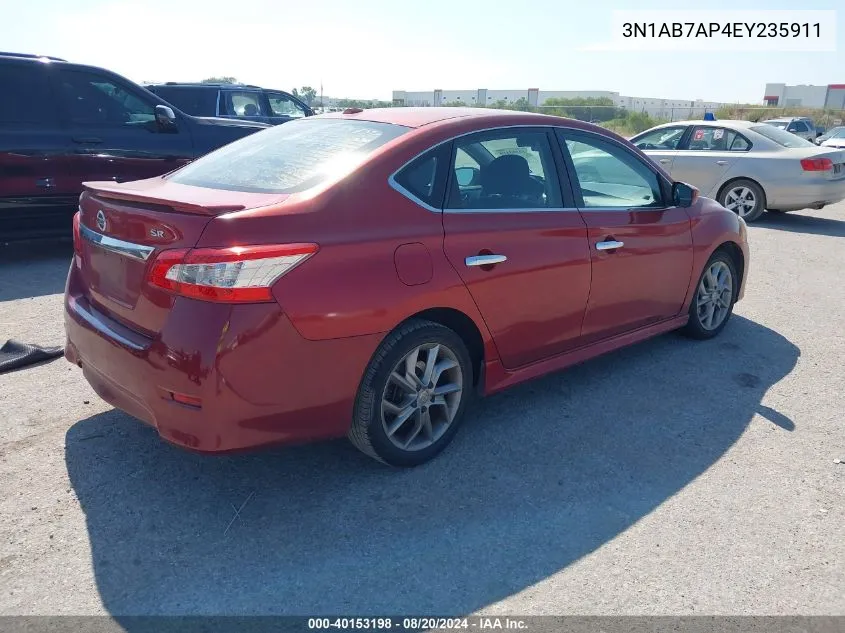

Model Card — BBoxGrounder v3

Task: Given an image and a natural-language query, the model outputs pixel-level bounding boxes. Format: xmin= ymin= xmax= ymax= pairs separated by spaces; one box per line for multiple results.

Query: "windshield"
xmin=750 ymin=124 xmax=816 ymax=148
xmin=169 ymin=118 xmax=409 ymax=193
xmin=828 ymin=127 xmax=845 ymax=139
xmin=763 ymin=120 xmax=788 ymax=130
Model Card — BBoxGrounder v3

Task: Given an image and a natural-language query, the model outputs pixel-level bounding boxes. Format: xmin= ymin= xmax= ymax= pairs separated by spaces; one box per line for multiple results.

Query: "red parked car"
xmin=64 ymin=107 xmax=749 ymax=467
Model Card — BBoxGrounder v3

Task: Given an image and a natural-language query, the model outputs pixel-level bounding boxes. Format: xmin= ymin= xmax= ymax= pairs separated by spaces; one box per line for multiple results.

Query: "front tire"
xmin=718 ymin=179 xmax=766 ymax=222
xmin=349 ymin=319 xmax=473 ymax=467
xmin=680 ymin=250 xmax=738 ymax=340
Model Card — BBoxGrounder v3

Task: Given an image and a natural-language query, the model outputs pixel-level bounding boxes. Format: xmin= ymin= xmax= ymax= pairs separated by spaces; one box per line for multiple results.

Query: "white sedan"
xmin=629 ymin=120 xmax=845 ymax=221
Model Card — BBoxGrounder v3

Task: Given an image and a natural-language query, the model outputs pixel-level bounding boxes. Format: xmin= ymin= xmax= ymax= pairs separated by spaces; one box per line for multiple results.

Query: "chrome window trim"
xmin=80 ymin=223 xmax=155 ymax=262
xmin=387 ymin=123 xmax=661 ymax=214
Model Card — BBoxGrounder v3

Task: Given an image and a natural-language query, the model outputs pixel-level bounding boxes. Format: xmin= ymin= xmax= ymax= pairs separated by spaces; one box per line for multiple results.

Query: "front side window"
xmin=446 ymin=130 xmax=561 ymax=210
xmin=267 ymin=92 xmax=307 ymax=118
xmin=57 ymin=70 xmax=155 ymax=127
xmin=225 ymin=91 xmax=265 ymax=117
xmin=169 ymin=118 xmax=408 ymax=193
xmin=632 ymin=126 xmax=687 ymax=150
xmin=559 ymin=130 xmax=663 ymax=209
xmin=687 ymin=127 xmax=751 ymax=152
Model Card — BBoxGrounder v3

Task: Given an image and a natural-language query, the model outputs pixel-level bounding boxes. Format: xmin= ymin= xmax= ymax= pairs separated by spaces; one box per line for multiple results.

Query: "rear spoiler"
xmin=81 ymin=181 xmax=245 ymax=215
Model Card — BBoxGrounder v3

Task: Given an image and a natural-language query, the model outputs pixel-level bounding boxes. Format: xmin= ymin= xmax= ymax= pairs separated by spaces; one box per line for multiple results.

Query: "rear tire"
xmin=349 ymin=319 xmax=473 ymax=467
xmin=680 ymin=250 xmax=738 ymax=340
xmin=718 ymin=179 xmax=766 ymax=222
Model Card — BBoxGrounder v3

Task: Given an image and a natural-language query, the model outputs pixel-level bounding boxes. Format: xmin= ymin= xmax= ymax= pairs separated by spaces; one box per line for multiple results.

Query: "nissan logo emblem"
xmin=96 ymin=210 xmax=107 ymax=232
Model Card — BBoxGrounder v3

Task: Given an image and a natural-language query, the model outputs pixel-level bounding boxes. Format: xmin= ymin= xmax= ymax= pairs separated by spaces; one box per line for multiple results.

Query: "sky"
xmin=1 ymin=0 xmax=843 ymax=103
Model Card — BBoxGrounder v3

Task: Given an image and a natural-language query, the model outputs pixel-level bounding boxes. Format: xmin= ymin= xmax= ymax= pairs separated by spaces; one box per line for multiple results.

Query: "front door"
xmin=441 ymin=127 xmax=592 ymax=369
xmin=557 ymin=128 xmax=694 ymax=344
xmin=53 ymin=68 xmax=194 ymax=191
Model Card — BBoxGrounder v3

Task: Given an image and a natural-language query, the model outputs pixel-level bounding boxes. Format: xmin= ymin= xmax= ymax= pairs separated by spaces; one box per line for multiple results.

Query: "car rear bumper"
xmin=766 ymin=177 xmax=845 ymax=211
xmin=64 ymin=265 xmax=382 ymax=453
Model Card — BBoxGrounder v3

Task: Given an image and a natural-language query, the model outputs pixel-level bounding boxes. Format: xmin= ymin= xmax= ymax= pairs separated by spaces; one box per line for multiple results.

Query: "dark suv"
xmin=0 ymin=53 xmax=270 ymax=241
xmin=146 ymin=83 xmax=313 ymax=125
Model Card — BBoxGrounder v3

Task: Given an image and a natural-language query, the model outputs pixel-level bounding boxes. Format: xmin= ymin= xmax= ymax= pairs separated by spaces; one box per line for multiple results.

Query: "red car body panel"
xmin=64 ymin=109 xmax=749 ymax=454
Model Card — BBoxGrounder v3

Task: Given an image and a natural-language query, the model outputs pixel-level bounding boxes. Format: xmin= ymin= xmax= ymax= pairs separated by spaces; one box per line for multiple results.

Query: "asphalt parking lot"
xmin=0 ymin=206 xmax=843 ymax=617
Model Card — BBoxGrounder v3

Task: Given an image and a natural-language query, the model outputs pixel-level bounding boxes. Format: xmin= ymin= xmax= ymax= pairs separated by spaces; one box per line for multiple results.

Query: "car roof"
xmin=0 ymin=51 xmax=66 ymax=62
xmin=147 ymin=82 xmax=263 ymax=90
xmin=762 ymin=116 xmax=810 ymax=122
xmin=647 ymin=119 xmax=762 ymax=130
xmin=319 ymin=106 xmax=570 ymax=129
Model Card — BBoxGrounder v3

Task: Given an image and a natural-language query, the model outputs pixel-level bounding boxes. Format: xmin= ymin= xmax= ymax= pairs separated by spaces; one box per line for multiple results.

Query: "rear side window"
xmin=751 ymin=125 xmax=815 ymax=148
xmin=223 ymin=91 xmax=266 ymax=117
xmin=150 ymin=86 xmax=218 ymax=116
xmin=393 ymin=145 xmax=449 ymax=208
xmin=169 ymin=118 xmax=409 ymax=193
xmin=0 ymin=64 xmax=56 ymax=125
xmin=687 ymin=127 xmax=751 ymax=152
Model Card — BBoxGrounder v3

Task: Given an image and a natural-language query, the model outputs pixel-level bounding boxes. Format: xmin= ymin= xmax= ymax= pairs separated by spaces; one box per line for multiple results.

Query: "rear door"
xmin=631 ymin=124 xmax=689 ymax=173
xmin=0 ymin=61 xmax=73 ymax=239
xmin=557 ymin=128 xmax=693 ymax=344
xmin=670 ymin=125 xmax=751 ymax=195
xmin=53 ymin=68 xmax=195 ymax=189
xmin=440 ymin=127 xmax=592 ymax=369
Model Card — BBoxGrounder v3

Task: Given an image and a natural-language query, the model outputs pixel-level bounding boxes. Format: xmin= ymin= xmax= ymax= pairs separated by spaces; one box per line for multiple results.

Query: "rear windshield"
xmin=763 ymin=120 xmax=788 ymax=129
xmin=169 ymin=118 xmax=409 ymax=193
xmin=751 ymin=124 xmax=815 ymax=148
xmin=149 ymin=86 xmax=218 ymax=116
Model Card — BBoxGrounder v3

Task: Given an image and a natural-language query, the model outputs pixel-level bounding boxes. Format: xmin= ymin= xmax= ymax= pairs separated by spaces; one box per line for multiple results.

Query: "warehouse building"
xmin=763 ymin=83 xmax=845 ymax=109
xmin=391 ymin=88 xmax=725 ymax=120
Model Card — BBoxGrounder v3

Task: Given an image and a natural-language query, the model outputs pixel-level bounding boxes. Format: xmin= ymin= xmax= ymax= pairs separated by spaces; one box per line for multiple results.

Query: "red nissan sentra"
xmin=64 ymin=107 xmax=749 ymax=467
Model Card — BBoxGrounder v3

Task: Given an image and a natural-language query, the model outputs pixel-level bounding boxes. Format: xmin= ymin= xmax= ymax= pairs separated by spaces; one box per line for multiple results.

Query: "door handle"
xmin=35 ymin=177 xmax=55 ymax=189
xmin=72 ymin=136 xmax=103 ymax=144
xmin=658 ymin=158 xmax=671 ymax=164
xmin=465 ymin=254 xmax=507 ymax=267
xmin=716 ymin=160 xmax=728 ymax=165
xmin=596 ymin=240 xmax=624 ymax=251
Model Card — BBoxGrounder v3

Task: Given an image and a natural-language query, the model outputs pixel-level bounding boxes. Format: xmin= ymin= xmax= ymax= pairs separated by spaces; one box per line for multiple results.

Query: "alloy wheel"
xmin=696 ymin=260 xmax=733 ymax=330
xmin=380 ymin=343 xmax=463 ymax=452
xmin=724 ymin=186 xmax=757 ymax=218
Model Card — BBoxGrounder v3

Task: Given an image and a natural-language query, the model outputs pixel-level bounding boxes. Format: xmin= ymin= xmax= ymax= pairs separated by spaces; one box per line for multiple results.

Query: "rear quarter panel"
xmin=195 ymin=129 xmax=502 ymax=364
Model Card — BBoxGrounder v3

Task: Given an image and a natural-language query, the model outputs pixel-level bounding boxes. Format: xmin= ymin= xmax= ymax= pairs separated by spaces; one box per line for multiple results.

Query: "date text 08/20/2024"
xmin=307 ymin=617 xmax=529 ymax=630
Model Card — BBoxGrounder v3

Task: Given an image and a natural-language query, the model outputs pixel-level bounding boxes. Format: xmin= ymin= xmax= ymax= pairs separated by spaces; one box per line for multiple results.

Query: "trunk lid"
xmin=781 ymin=147 xmax=845 ymax=180
xmin=77 ymin=177 xmax=289 ymax=336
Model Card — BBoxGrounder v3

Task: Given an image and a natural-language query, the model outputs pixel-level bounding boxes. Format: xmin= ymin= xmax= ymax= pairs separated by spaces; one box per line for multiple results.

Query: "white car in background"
xmin=629 ymin=120 xmax=845 ymax=221
xmin=820 ymin=127 xmax=845 ymax=149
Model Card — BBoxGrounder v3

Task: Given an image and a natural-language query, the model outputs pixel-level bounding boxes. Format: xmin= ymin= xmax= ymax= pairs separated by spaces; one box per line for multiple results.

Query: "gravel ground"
xmin=0 ymin=207 xmax=843 ymax=617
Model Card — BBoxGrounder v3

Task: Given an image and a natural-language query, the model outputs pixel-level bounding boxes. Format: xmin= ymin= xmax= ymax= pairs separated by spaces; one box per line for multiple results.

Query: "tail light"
xmin=148 ymin=243 xmax=318 ymax=303
xmin=72 ymin=211 xmax=82 ymax=255
xmin=801 ymin=158 xmax=833 ymax=171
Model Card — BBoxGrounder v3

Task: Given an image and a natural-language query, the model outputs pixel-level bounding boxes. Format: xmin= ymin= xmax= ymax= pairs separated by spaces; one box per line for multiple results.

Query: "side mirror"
xmin=155 ymin=105 xmax=177 ymax=130
xmin=673 ymin=181 xmax=699 ymax=208
xmin=455 ymin=166 xmax=480 ymax=187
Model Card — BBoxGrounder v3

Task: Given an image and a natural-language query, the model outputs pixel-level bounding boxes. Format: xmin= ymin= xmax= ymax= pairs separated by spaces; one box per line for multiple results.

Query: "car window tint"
xmin=394 ymin=152 xmax=442 ymax=207
xmin=150 ymin=86 xmax=217 ymax=116
xmin=0 ymin=64 xmax=56 ymax=125
xmin=169 ymin=118 xmax=408 ymax=194
xmin=560 ymin=131 xmax=663 ymax=209
xmin=57 ymin=70 xmax=155 ymax=127
xmin=687 ymin=127 xmax=750 ymax=152
xmin=267 ymin=93 xmax=307 ymax=118
xmin=446 ymin=130 xmax=560 ymax=210
xmin=633 ymin=126 xmax=687 ymax=150
xmin=227 ymin=91 xmax=265 ymax=117
xmin=751 ymin=125 xmax=815 ymax=148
